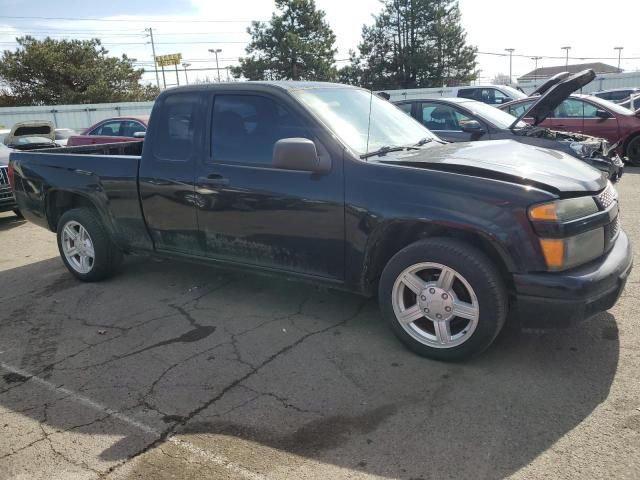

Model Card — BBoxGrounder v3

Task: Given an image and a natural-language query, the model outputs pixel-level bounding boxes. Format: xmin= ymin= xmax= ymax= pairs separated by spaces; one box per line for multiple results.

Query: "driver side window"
xmin=420 ymin=103 xmax=471 ymax=132
xmin=91 ymin=121 xmax=123 ymax=136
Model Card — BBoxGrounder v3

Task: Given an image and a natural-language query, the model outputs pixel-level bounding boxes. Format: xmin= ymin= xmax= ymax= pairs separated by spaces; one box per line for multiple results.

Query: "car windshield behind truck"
xmin=294 ymin=87 xmax=437 ymax=156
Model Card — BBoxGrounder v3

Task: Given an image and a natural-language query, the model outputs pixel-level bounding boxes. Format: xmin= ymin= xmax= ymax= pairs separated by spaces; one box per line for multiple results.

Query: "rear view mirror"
xmin=595 ymin=109 xmax=612 ymax=119
xmin=460 ymin=120 xmax=486 ymax=135
xmin=133 ymin=131 xmax=146 ymax=138
xmin=272 ymin=138 xmax=329 ymax=173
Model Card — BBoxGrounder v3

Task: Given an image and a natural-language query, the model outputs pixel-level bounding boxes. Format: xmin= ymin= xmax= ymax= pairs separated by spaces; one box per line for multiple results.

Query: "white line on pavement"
xmin=0 ymin=361 xmax=266 ymax=480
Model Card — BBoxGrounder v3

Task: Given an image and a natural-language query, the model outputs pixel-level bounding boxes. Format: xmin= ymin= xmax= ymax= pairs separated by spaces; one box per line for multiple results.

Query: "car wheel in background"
xmin=378 ymin=238 xmax=507 ymax=361
xmin=626 ymin=135 xmax=640 ymax=166
xmin=56 ymin=208 xmax=123 ymax=282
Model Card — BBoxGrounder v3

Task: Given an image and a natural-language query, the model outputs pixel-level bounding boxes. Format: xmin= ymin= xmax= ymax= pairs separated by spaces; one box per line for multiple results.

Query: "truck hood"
xmin=4 ymin=121 xmax=56 ymax=147
xmin=509 ymin=69 xmax=596 ymax=129
xmin=374 ymin=139 xmax=607 ymax=194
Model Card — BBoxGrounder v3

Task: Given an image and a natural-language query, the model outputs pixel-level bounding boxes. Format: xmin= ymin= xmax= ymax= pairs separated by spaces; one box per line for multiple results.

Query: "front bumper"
xmin=512 ymin=230 xmax=632 ymax=328
xmin=585 ymin=154 xmax=624 ymax=182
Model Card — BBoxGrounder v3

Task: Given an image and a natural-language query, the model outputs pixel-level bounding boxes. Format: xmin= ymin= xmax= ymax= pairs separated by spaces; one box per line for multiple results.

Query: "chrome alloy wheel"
xmin=61 ymin=220 xmax=95 ymax=274
xmin=391 ymin=262 xmax=479 ymax=349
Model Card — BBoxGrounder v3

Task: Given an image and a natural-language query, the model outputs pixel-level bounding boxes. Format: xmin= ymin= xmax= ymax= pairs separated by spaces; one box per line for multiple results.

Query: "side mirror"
xmin=133 ymin=131 xmax=146 ymax=138
xmin=272 ymin=138 xmax=329 ymax=173
xmin=595 ymin=109 xmax=612 ymax=119
xmin=460 ymin=120 xmax=486 ymax=135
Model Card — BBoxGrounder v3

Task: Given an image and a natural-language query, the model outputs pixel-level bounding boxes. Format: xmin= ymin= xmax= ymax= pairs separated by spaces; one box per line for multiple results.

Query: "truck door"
xmin=194 ymin=92 xmax=345 ymax=281
xmin=138 ymin=92 xmax=204 ymax=255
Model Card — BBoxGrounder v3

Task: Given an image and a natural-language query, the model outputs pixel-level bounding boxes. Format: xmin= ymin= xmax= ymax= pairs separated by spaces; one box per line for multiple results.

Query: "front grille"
xmin=595 ymin=183 xmax=617 ymax=210
xmin=0 ymin=166 xmax=15 ymax=203
xmin=0 ymin=166 xmax=8 ymax=186
xmin=605 ymin=215 xmax=621 ymax=245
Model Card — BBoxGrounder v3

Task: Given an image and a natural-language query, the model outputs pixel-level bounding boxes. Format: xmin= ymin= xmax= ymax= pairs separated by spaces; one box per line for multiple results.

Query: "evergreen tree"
xmin=0 ymin=36 xmax=158 ymax=106
xmin=231 ymin=0 xmax=337 ymax=81
xmin=339 ymin=0 xmax=477 ymax=89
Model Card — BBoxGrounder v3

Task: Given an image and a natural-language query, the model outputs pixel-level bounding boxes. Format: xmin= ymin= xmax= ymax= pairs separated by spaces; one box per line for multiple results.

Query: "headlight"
xmin=529 ymin=196 xmax=604 ymax=270
xmin=529 ymin=197 xmax=598 ymax=222
xmin=538 ymin=228 xmax=605 ymax=270
xmin=569 ymin=141 xmax=599 ymax=158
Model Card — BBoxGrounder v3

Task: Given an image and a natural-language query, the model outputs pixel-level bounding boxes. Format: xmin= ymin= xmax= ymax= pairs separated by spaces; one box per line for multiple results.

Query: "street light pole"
xmin=614 ymin=47 xmax=623 ymax=71
xmin=561 ymin=46 xmax=571 ymax=68
xmin=531 ymin=56 xmax=542 ymax=88
xmin=208 ymin=48 xmax=222 ymax=82
xmin=182 ymin=63 xmax=191 ymax=84
xmin=145 ymin=27 xmax=161 ymax=90
xmin=505 ymin=48 xmax=515 ymax=85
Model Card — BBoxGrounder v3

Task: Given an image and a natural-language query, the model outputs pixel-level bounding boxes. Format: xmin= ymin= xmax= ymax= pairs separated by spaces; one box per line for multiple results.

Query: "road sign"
xmin=156 ymin=53 xmax=182 ymax=67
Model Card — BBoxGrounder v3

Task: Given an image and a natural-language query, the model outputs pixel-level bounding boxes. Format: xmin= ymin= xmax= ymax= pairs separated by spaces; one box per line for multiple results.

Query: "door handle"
xmin=198 ymin=174 xmax=229 ymax=186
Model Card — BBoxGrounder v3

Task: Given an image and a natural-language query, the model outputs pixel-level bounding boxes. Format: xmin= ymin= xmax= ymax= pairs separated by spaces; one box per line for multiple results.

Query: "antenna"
xmin=365 ymin=87 xmax=373 ymax=156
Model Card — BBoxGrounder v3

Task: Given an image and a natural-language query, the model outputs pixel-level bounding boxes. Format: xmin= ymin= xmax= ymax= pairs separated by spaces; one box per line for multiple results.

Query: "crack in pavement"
xmin=104 ymin=298 xmax=370 ymax=477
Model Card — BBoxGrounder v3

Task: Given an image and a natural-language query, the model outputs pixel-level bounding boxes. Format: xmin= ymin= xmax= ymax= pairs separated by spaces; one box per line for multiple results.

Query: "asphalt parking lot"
xmin=1 ymin=172 xmax=639 ymax=480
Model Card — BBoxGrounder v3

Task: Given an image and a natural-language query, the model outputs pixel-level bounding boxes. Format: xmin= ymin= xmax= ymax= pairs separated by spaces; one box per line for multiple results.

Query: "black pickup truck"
xmin=9 ymin=82 xmax=633 ymax=360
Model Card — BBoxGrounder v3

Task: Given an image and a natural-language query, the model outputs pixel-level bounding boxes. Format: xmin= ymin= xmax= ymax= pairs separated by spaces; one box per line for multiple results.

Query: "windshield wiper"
xmin=360 ymin=143 xmax=423 ymax=160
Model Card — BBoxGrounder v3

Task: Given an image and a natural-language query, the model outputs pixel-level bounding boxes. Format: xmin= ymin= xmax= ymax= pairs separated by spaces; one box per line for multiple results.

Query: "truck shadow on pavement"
xmin=0 ymin=255 xmax=620 ymax=479
xmin=0 ymin=214 xmax=25 ymax=232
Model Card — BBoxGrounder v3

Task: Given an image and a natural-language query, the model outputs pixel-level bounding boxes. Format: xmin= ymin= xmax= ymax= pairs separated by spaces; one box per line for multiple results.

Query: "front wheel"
xmin=626 ymin=135 xmax=640 ymax=166
xmin=56 ymin=208 xmax=122 ymax=282
xmin=378 ymin=238 xmax=508 ymax=361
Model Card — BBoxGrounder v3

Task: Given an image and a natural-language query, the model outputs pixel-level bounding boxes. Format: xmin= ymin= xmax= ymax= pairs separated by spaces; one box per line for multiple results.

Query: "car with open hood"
xmin=3 ymin=120 xmax=59 ymax=151
xmin=500 ymin=70 xmax=640 ymax=165
xmin=9 ymin=81 xmax=632 ymax=361
xmin=394 ymin=91 xmax=623 ymax=181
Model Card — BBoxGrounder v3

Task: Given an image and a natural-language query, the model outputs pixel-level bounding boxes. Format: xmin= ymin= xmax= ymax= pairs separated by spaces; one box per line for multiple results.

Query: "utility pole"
xmin=182 ymin=63 xmax=191 ymax=84
xmin=561 ymin=46 xmax=571 ymax=68
xmin=209 ymin=48 xmax=222 ymax=82
xmin=174 ymin=64 xmax=180 ymax=86
xmin=145 ymin=27 xmax=161 ymax=90
xmin=504 ymin=48 xmax=515 ymax=85
xmin=614 ymin=47 xmax=623 ymax=71
xmin=531 ymin=56 xmax=542 ymax=88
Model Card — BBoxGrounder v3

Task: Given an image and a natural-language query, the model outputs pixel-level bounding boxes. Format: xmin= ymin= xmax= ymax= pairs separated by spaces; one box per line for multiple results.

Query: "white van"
xmin=380 ymin=85 xmax=527 ymax=106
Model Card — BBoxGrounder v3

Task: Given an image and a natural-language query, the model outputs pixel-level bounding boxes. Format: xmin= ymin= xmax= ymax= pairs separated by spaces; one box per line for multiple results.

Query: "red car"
xmin=67 ymin=116 xmax=149 ymax=147
xmin=500 ymin=89 xmax=640 ymax=164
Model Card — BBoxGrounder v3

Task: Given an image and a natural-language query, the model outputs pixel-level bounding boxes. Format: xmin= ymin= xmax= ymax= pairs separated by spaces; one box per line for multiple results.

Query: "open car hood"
xmin=509 ymin=69 xmax=596 ymax=129
xmin=4 ymin=120 xmax=56 ymax=146
xmin=529 ymin=71 xmax=571 ymax=96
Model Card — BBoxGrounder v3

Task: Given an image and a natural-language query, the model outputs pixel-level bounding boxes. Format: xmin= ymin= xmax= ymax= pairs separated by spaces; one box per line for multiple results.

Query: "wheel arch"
xmin=361 ymin=221 xmax=515 ymax=296
xmin=622 ymin=131 xmax=640 ymax=158
xmin=46 ymin=190 xmax=109 ymax=233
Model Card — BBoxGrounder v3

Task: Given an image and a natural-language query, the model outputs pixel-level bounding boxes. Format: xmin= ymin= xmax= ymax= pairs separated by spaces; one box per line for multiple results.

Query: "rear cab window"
xmin=152 ymin=93 xmax=203 ymax=162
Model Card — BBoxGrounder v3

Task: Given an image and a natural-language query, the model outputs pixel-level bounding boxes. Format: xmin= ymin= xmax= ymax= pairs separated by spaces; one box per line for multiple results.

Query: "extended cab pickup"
xmin=9 ymin=82 xmax=633 ymax=360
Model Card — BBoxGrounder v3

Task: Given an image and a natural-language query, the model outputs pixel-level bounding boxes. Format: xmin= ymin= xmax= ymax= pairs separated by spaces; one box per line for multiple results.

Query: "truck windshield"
xmin=294 ymin=87 xmax=438 ymax=156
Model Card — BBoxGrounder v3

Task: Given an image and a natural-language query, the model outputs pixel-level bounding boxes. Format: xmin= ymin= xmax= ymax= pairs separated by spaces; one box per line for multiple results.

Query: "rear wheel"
xmin=378 ymin=238 xmax=507 ymax=361
xmin=626 ymin=135 xmax=640 ymax=166
xmin=56 ymin=208 xmax=122 ymax=281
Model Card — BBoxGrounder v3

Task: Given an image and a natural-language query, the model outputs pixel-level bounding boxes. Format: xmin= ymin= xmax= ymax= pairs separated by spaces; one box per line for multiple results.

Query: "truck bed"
xmin=9 ymin=140 xmax=152 ymax=252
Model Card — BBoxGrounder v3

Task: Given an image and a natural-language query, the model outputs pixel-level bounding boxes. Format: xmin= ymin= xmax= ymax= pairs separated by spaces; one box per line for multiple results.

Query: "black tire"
xmin=13 ymin=208 xmax=23 ymax=218
xmin=625 ymin=135 xmax=640 ymax=166
xmin=56 ymin=208 xmax=123 ymax=282
xmin=378 ymin=238 xmax=507 ymax=361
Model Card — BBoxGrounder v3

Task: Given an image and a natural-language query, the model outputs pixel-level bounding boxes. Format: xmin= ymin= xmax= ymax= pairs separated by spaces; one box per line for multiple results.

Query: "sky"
xmin=0 ymin=0 xmax=639 ymax=88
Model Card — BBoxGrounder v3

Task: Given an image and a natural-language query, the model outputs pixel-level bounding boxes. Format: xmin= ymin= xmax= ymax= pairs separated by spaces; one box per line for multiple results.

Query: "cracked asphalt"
xmin=1 ymin=170 xmax=640 ymax=480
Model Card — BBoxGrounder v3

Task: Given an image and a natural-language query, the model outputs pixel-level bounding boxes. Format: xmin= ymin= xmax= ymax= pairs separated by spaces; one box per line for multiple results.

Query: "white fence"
xmin=0 ymin=101 xmax=155 ymax=131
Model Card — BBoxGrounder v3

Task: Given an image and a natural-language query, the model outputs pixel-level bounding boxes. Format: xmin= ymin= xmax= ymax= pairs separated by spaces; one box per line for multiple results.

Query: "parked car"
xmin=394 ymin=95 xmax=623 ymax=181
xmin=593 ymin=88 xmax=640 ymax=103
xmin=67 ymin=116 xmax=148 ymax=146
xmin=0 ymin=143 xmax=19 ymax=216
xmin=9 ymin=82 xmax=631 ymax=361
xmin=3 ymin=121 xmax=59 ymax=151
xmin=500 ymin=73 xmax=640 ymax=165
xmin=54 ymin=128 xmax=77 ymax=146
xmin=380 ymin=84 xmax=527 ymax=106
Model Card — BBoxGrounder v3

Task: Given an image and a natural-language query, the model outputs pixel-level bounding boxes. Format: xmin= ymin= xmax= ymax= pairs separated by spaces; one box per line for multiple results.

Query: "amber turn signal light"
xmin=539 ymin=238 xmax=565 ymax=269
xmin=529 ymin=203 xmax=557 ymax=221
